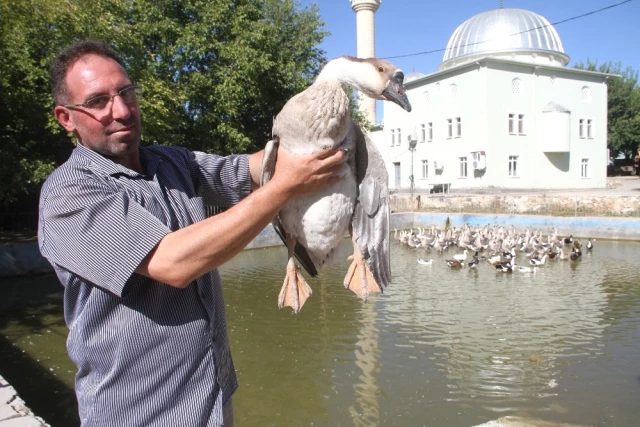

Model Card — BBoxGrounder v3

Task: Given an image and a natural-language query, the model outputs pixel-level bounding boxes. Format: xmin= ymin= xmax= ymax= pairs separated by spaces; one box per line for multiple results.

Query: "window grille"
xmin=511 ymin=78 xmax=522 ymax=94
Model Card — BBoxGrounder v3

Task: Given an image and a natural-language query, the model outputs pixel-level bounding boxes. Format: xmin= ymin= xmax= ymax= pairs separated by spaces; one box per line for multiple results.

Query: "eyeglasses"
xmin=64 ymin=85 xmax=141 ymax=111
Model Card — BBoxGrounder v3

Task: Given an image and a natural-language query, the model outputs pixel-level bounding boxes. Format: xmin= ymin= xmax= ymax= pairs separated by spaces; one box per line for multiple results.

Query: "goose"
xmin=417 ymin=258 xmax=434 ymax=265
xmin=453 ymin=249 xmax=469 ymax=261
xmin=564 ymin=235 xmax=573 ymax=245
xmin=586 ymin=238 xmax=594 ymax=250
xmin=261 ymin=56 xmax=412 ymax=313
xmin=446 ymin=259 xmax=465 ymax=268
xmin=570 ymin=249 xmax=580 ymax=261
xmin=530 ymin=253 xmax=548 ymax=266
xmin=518 ymin=266 xmax=538 ymax=273
xmin=487 ymin=254 xmax=502 ymax=266
xmin=572 ymin=240 xmax=583 ymax=257
xmin=558 ymin=248 xmax=569 ymax=260
xmin=496 ymin=259 xmax=516 ymax=273
xmin=468 ymin=255 xmax=480 ymax=269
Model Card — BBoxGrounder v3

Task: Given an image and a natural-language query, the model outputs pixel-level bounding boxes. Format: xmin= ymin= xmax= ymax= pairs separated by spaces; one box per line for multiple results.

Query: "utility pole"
xmin=408 ymin=134 xmax=417 ymax=202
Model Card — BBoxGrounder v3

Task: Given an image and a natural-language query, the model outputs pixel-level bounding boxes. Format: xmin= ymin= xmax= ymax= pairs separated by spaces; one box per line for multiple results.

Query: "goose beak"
xmin=382 ymin=70 xmax=412 ymax=112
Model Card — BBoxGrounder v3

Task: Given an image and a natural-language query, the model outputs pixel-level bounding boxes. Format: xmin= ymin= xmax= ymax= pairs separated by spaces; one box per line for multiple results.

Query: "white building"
xmin=370 ymin=7 xmax=613 ymax=191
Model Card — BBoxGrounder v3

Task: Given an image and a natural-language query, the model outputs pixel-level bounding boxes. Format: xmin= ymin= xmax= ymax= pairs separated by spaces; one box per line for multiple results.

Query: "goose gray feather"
xmin=261 ymin=56 xmax=411 ymax=313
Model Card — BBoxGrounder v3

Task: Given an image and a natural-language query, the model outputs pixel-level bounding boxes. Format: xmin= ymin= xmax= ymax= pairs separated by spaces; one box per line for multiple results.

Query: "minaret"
xmin=350 ymin=0 xmax=381 ymax=125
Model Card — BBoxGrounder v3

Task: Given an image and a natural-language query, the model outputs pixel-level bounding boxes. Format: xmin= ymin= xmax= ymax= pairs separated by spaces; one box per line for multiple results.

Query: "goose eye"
xmin=378 ymin=66 xmax=385 ymax=73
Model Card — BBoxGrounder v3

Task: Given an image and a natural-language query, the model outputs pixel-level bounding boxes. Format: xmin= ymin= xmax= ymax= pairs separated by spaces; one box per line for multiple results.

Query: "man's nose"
xmin=110 ymin=94 xmax=132 ymax=119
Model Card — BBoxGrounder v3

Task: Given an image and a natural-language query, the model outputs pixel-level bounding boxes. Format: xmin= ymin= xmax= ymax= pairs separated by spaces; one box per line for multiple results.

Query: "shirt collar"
xmin=72 ymin=142 xmax=163 ymax=178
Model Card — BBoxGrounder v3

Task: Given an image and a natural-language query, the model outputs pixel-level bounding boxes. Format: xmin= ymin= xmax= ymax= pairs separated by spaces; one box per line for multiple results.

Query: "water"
xmin=1 ymin=239 xmax=639 ymax=426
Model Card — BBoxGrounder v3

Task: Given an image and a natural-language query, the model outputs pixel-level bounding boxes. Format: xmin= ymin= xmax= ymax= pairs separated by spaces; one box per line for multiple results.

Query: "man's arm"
xmin=135 ymin=145 xmax=346 ymax=288
xmin=248 ymin=149 xmax=264 ymax=190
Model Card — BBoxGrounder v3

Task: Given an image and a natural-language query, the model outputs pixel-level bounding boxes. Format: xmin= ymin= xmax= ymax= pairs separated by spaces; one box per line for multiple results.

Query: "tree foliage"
xmin=574 ymin=60 xmax=640 ymax=160
xmin=0 ymin=0 xmax=328 ymax=204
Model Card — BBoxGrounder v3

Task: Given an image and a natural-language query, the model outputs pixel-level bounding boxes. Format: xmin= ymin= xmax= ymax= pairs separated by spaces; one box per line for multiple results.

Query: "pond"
xmin=1 ymin=238 xmax=639 ymax=426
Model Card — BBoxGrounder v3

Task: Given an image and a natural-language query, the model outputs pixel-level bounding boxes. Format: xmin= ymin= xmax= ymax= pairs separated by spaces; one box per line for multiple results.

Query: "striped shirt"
xmin=38 ymin=143 xmax=251 ymax=426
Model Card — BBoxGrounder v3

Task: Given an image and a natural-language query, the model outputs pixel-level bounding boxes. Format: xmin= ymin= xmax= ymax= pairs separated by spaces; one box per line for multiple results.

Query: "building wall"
xmin=372 ymin=59 xmax=609 ymax=191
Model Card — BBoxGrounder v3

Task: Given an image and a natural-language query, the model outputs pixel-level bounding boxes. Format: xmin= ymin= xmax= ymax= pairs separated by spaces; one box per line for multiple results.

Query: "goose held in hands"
xmin=261 ymin=56 xmax=412 ymax=313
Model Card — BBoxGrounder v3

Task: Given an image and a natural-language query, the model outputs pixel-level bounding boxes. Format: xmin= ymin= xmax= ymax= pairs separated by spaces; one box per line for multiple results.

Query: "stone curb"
xmin=2 ymin=212 xmax=640 ymax=279
xmin=0 ymin=376 xmax=49 ymax=426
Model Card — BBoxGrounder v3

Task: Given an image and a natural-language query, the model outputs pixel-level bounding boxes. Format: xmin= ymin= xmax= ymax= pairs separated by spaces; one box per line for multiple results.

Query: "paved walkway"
xmin=401 ymin=176 xmax=640 ymax=197
xmin=0 ymin=376 xmax=48 ymax=426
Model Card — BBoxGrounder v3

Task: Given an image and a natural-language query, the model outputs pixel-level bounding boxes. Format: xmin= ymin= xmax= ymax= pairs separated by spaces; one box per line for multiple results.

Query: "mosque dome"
xmin=440 ymin=8 xmax=569 ymax=71
xmin=404 ymin=71 xmax=426 ymax=83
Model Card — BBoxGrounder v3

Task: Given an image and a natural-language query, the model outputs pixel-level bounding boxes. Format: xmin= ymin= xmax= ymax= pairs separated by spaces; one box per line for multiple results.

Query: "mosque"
xmin=350 ymin=1 xmax=612 ymax=191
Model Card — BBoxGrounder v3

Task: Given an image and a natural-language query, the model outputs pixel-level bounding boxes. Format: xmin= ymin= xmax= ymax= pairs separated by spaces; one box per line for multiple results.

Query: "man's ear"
xmin=54 ymin=105 xmax=76 ymax=133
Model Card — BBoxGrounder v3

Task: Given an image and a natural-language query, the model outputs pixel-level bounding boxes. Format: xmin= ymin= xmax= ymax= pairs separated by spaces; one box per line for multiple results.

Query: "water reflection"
xmin=347 ymin=302 xmax=380 ymax=426
xmin=1 ymin=239 xmax=639 ymax=427
xmin=222 ymin=239 xmax=640 ymax=426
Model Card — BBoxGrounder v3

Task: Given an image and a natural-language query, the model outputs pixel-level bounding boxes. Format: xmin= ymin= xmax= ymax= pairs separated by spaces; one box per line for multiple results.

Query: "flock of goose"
xmin=394 ymin=224 xmax=594 ymax=273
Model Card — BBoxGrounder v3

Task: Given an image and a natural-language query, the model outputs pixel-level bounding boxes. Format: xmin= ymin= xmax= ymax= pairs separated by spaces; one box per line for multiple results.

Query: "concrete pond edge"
xmin=2 ymin=212 xmax=639 ymax=279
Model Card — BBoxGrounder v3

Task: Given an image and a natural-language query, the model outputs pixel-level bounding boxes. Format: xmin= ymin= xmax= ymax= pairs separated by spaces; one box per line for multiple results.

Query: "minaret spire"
xmin=350 ymin=0 xmax=381 ymax=125
xmin=500 ymin=0 xmax=504 ymax=8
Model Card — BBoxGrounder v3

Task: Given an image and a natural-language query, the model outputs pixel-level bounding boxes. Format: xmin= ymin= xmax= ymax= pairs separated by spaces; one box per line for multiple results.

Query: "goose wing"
xmin=350 ymin=122 xmax=391 ymax=288
xmin=260 ymin=140 xmax=317 ymax=277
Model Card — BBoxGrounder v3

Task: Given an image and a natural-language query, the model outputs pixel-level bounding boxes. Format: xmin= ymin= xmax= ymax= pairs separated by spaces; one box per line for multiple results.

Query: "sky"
xmin=301 ymin=0 xmax=640 ymax=79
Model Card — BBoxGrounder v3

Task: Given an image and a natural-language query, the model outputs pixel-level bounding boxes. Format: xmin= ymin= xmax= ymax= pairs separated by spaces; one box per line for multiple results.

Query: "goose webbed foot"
xmin=278 ymin=258 xmax=312 ymax=314
xmin=343 ymin=242 xmax=382 ymax=302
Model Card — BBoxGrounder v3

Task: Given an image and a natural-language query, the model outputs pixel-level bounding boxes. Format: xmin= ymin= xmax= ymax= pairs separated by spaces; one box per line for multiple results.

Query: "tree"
xmin=0 ymin=0 xmax=328 ymax=205
xmin=574 ymin=60 xmax=640 ymax=160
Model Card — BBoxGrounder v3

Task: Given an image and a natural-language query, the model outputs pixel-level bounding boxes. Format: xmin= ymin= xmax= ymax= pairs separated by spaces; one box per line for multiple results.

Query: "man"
xmin=38 ymin=40 xmax=345 ymax=426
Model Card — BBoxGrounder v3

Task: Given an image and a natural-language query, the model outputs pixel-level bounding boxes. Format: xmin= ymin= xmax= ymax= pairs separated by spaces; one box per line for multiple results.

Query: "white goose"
xmin=261 ymin=56 xmax=412 ymax=313
xmin=453 ymin=249 xmax=469 ymax=261
xmin=529 ymin=253 xmax=548 ymax=266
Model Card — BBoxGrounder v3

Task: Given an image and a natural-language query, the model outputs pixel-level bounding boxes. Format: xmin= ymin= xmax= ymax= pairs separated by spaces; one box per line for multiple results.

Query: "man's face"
xmin=54 ymin=54 xmax=142 ymax=161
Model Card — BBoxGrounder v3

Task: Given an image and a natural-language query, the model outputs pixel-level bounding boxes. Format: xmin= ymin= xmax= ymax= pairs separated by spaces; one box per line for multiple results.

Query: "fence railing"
xmin=391 ymin=193 xmax=640 ymax=218
xmin=0 ymin=212 xmax=39 ymax=233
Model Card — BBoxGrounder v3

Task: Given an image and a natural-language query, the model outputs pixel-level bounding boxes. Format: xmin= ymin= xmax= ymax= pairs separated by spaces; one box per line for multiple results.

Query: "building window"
xmin=518 ymin=114 xmax=525 ymax=135
xmin=450 ymin=83 xmax=458 ymax=99
xmin=579 ymin=119 xmax=584 ymax=138
xmin=420 ymin=124 xmax=426 ymax=142
xmin=459 ymin=156 xmax=468 ymax=178
xmin=391 ymin=129 xmax=395 ymax=146
xmin=581 ymin=86 xmax=591 ymax=103
xmin=423 ymin=91 xmax=430 ymax=103
xmin=397 ymin=128 xmax=402 ymax=145
xmin=579 ymin=119 xmax=593 ymax=139
xmin=581 ymin=158 xmax=589 ymax=178
xmin=508 ymin=155 xmax=519 ymax=177
xmin=456 ymin=117 xmax=462 ymax=138
xmin=509 ymin=113 xmax=525 ymax=135
xmin=447 ymin=119 xmax=453 ymax=138
xmin=421 ymin=160 xmax=429 ymax=179
xmin=428 ymin=122 xmax=433 ymax=141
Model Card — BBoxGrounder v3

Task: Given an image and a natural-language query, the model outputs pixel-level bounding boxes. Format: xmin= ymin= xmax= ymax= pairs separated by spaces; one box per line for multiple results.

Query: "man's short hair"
xmin=50 ymin=40 xmax=126 ymax=105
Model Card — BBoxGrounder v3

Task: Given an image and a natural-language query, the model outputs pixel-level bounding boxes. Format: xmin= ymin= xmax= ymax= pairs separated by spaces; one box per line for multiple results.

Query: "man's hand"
xmin=271 ymin=145 xmax=347 ymax=198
